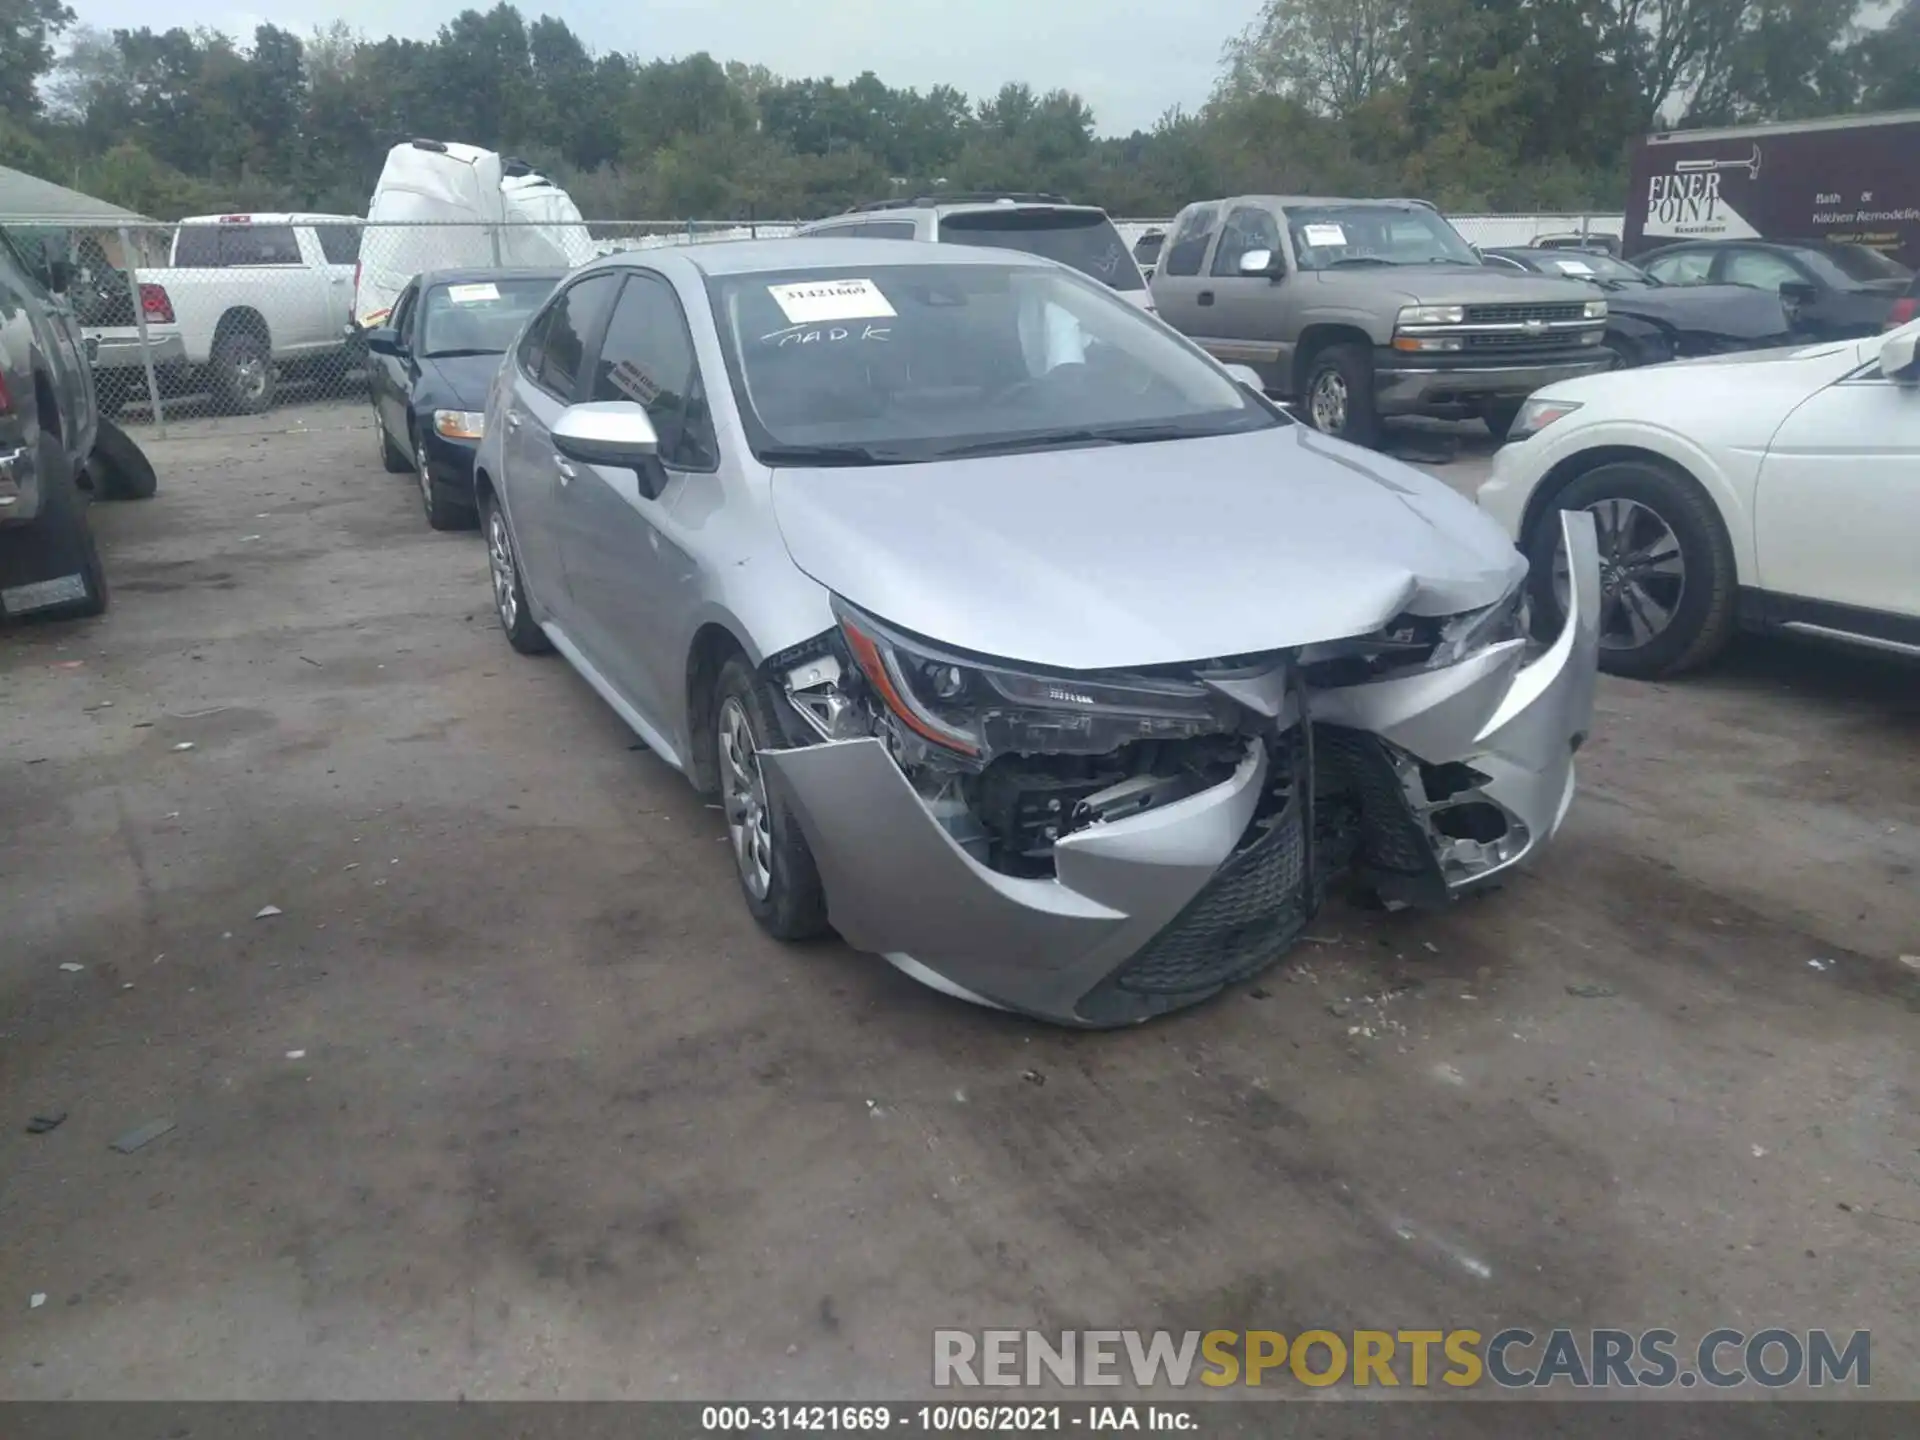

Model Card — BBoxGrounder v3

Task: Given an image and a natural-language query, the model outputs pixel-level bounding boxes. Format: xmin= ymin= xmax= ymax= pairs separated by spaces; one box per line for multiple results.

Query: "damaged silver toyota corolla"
xmin=476 ymin=239 xmax=1600 ymax=1026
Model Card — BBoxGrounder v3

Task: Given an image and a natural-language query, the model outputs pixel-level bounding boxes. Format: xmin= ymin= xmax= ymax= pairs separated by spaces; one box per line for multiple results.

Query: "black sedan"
xmin=1630 ymin=239 xmax=1912 ymax=344
xmin=366 ymin=269 xmax=562 ymax=529
xmin=1480 ymin=247 xmax=1793 ymax=367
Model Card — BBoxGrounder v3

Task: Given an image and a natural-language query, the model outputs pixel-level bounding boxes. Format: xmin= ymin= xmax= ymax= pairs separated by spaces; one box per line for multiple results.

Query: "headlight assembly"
xmin=1507 ymin=397 xmax=1583 ymax=442
xmin=832 ymin=598 xmax=1230 ymax=762
xmin=1429 ymin=575 xmax=1528 ymax=670
xmin=434 ymin=409 xmax=486 ymax=440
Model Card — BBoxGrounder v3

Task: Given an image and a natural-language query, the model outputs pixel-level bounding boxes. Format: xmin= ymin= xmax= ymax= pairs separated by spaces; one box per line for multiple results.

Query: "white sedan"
xmin=1477 ymin=320 xmax=1919 ymax=677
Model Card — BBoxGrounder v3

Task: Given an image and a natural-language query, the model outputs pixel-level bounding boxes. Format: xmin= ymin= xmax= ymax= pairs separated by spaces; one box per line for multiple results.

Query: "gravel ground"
xmin=2 ymin=405 xmax=1915 ymax=1402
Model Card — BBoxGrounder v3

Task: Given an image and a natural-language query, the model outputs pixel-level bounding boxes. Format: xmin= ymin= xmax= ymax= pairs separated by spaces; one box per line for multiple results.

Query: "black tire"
xmin=378 ymin=417 xmax=412 ymax=473
xmin=87 ymin=418 xmax=158 ymax=501
xmin=1525 ymin=459 xmax=1737 ymax=679
xmin=480 ymin=491 xmax=551 ymax=655
xmin=1301 ymin=343 xmax=1380 ymax=447
xmin=714 ymin=653 xmax=830 ymax=941
xmin=5 ymin=439 xmax=109 ymax=621
xmin=417 ymin=430 xmax=472 ymax=531
xmin=1483 ymin=400 xmax=1525 ymax=440
xmin=209 ymin=327 xmax=276 ymax=415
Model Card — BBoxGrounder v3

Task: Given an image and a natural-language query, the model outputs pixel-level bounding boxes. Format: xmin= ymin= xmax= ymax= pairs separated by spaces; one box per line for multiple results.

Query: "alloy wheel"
xmin=487 ymin=506 xmax=519 ymax=633
xmin=233 ymin=353 xmax=268 ymax=403
xmin=1310 ymin=371 xmax=1348 ymax=434
xmin=719 ymin=697 xmax=773 ymax=901
xmin=1553 ymin=496 xmax=1686 ymax=650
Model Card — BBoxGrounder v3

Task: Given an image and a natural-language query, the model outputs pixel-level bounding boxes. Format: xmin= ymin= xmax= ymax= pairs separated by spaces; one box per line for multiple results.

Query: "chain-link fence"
xmin=50 ymin=211 xmax=1621 ymax=438
xmin=62 ymin=219 xmax=800 ymax=437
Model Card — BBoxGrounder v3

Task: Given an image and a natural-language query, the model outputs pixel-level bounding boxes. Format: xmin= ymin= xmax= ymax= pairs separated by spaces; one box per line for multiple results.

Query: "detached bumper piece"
xmin=763 ymin=512 xmax=1600 ymax=1027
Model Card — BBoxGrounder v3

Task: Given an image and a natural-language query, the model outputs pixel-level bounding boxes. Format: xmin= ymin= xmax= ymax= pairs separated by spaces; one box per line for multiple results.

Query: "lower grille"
xmin=1465 ymin=331 xmax=1588 ymax=352
xmin=1109 ymin=791 xmax=1310 ymax=996
xmin=1315 ymin=727 xmax=1448 ymax=906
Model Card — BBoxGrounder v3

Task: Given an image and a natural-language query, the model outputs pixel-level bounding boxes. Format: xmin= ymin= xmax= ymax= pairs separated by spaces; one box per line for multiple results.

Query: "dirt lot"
xmin=3 ymin=405 xmax=1917 ymax=1401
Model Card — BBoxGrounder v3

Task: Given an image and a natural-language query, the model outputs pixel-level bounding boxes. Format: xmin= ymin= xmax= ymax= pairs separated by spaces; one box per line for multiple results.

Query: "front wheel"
xmin=1301 ymin=344 xmax=1380 ymax=447
xmin=1525 ymin=459 xmax=1737 ymax=679
xmin=714 ymin=654 xmax=829 ymax=941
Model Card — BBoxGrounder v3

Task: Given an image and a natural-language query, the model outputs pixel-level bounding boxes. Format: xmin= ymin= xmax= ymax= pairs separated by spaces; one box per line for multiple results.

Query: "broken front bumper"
xmin=760 ymin=512 xmax=1600 ymax=1026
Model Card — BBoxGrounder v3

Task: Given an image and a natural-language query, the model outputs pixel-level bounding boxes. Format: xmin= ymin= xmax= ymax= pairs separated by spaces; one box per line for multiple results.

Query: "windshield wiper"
xmin=422 ymin=348 xmax=505 ymax=359
xmin=933 ymin=423 xmax=1231 ymax=459
xmin=758 ymin=443 xmax=912 ymax=467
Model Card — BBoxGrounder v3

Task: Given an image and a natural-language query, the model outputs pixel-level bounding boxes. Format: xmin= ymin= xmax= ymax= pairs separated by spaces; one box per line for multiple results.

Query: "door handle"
xmin=555 ymin=458 xmax=576 ymax=486
xmin=1198 ymin=290 xmax=1215 ymax=306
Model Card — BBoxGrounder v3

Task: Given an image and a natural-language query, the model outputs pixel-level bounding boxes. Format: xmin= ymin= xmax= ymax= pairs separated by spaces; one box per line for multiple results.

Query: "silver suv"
xmin=1150 ymin=196 xmax=1613 ymax=444
xmin=796 ymin=193 xmax=1153 ymax=310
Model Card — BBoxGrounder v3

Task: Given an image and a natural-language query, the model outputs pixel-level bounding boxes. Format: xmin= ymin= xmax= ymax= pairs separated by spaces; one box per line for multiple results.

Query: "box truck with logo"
xmin=1625 ymin=109 xmax=1920 ymax=267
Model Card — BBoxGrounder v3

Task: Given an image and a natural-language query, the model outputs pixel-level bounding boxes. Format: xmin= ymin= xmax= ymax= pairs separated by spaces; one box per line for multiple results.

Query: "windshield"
xmin=420 ymin=277 xmax=558 ymax=356
xmin=937 ymin=210 xmax=1145 ymax=291
xmin=1532 ymin=252 xmax=1651 ymax=285
xmin=1287 ymin=206 xmax=1481 ymax=270
xmin=1789 ymin=244 xmax=1912 ymax=286
xmin=708 ymin=262 xmax=1278 ymax=465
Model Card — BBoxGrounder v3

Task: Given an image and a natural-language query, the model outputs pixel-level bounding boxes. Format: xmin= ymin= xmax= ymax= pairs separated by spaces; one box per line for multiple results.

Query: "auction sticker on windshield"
xmin=1302 ymin=224 xmax=1348 ymax=247
xmin=447 ymin=283 xmax=500 ymax=304
xmin=768 ymin=278 xmax=897 ymax=325
xmin=1554 ymin=259 xmax=1596 ymax=275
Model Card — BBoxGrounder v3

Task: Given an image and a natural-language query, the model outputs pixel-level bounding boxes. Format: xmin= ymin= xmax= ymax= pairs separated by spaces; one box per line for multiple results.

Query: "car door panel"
xmin=501 ymin=273 xmax=620 ymax=626
xmin=1200 ymin=202 xmax=1291 ymax=379
xmin=1755 ymin=364 xmax=1920 ymax=624
xmin=554 ymin=272 xmax=717 ymax=731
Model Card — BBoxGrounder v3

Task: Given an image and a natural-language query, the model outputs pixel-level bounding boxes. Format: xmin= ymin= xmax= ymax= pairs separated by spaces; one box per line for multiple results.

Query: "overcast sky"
xmin=67 ymin=0 xmax=1255 ymax=136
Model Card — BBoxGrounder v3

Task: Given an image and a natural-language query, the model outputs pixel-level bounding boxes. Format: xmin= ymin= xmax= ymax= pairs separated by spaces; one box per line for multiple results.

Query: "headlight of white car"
xmin=1507 ymin=397 xmax=1583 ymax=442
xmin=434 ymin=410 xmax=486 ymax=440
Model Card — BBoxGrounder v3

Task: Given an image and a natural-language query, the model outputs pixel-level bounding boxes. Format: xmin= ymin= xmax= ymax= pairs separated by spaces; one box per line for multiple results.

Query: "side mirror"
xmin=1238 ymin=248 xmax=1283 ymax=279
xmin=1779 ymin=280 xmax=1818 ymax=305
xmin=1882 ymin=327 xmax=1919 ymax=385
xmin=552 ymin=400 xmax=660 ymax=469
xmin=46 ymin=259 xmax=74 ymax=295
xmin=365 ymin=326 xmax=405 ymax=357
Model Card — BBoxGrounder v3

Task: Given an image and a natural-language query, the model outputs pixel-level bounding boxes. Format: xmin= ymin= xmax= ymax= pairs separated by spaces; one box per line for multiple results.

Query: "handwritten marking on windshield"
xmin=759 ymin=323 xmax=892 ymax=346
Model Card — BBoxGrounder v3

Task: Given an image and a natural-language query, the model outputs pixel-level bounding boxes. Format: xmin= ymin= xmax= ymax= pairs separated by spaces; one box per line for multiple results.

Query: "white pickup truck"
xmin=87 ymin=214 xmax=362 ymax=414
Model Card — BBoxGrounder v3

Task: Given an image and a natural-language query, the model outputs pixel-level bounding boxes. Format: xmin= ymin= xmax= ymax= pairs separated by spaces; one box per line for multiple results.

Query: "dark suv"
xmin=1 ymin=228 xmax=112 ymax=618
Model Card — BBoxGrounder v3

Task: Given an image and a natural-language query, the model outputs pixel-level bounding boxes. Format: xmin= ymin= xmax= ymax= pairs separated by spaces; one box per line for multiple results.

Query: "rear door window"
xmin=1642 ymin=250 xmax=1715 ymax=285
xmin=313 ymin=225 xmax=362 ymax=265
xmin=532 ymin=272 xmax=620 ymax=401
xmin=937 ymin=210 xmax=1144 ymax=291
xmin=1161 ymin=206 xmax=1220 ymax=277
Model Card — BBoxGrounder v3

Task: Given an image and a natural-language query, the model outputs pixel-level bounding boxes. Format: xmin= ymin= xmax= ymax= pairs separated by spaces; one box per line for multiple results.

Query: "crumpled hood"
xmin=1605 ymin=283 xmax=1790 ymax=340
xmin=770 ymin=426 xmax=1525 ymax=672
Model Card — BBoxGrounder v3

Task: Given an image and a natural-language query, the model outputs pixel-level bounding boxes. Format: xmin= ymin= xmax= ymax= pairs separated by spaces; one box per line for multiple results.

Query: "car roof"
xmin=620 ymin=237 xmax=1060 ymax=280
xmin=1190 ymin=195 xmax=1438 ymax=212
xmin=415 ymin=267 xmax=566 ymax=288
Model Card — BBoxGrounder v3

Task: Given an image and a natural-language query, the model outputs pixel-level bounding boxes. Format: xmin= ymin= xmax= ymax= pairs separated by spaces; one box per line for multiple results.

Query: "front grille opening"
xmin=1431 ymin=802 xmax=1509 ymax=844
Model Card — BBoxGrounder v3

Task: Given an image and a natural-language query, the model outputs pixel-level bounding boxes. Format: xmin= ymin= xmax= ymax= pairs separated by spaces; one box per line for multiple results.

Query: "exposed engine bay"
xmin=771 ymin=589 xmax=1532 ymax=901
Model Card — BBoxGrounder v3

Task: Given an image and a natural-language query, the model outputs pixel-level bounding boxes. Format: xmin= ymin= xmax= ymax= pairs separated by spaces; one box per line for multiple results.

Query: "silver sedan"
xmin=473 ymin=239 xmax=1599 ymax=1026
